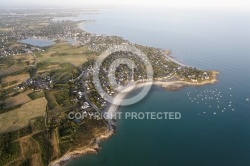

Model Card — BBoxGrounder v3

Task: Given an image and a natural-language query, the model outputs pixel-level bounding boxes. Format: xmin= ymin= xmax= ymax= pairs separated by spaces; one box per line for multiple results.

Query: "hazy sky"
xmin=1 ymin=0 xmax=250 ymax=9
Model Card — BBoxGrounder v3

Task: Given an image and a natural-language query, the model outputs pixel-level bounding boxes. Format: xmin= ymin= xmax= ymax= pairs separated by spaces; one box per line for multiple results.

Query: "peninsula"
xmin=0 ymin=8 xmax=219 ymax=166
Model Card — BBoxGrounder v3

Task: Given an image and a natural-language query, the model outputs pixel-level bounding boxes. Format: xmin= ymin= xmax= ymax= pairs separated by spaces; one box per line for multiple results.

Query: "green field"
xmin=28 ymin=91 xmax=45 ymax=100
xmin=37 ymin=42 xmax=97 ymax=66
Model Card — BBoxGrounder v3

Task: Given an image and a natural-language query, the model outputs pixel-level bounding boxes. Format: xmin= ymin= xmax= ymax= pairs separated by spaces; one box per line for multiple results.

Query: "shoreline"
xmin=49 ymin=130 xmax=113 ymax=166
xmin=48 ymin=17 xmax=220 ymax=166
xmin=49 ymin=71 xmax=219 ymax=166
xmin=107 ymin=70 xmax=219 ymax=114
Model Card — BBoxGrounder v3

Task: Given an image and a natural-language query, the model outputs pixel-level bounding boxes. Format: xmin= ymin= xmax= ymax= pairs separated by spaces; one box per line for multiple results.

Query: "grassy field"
xmin=59 ymin=119 xmax=108 ymax=155
xmin=0 ymin=132 xmax=22 ymax=165
xmin=0 ymin=53 xmax=34 ymax=73
xmin=0 ymin=28 xmax=12 ymax=32
xmin=13 ymin=53 xmax=35 ymax=64
xmin=26 ymin=21 xmax=48 ymax=30
xmin=8 ymin=43 xmax=23 ymax=47
xmin=28 ymin=91 xmax=45 ymax=100
xmin=0 ymin=65 xmax=27 ymax=76
xmin=53 ymin=89 xmax=71 ymax=106
xmin=45 ymin=91 xmax=59 ymax=110
xmin=30 ymin=117 xmax=46 ymax=133
xmin=0 ymin=64 xmax=8 ymax=70
xmin=0 ymin=97 xmax=47 ymax=134
xmin=3 ymin=90 xmax=33 ymax=109
xmin=33 ymin=131 xmax=53 ymax=165
xmin=1 ymin=73 xmax=30 ymax=85
xmin=45 ymin=89 xmax=71 ymax=109
xmin=37 ymin=64 xmax=61 ymax=73
xmin=20 ymin=137 xmax=43 ymax=166
xmin=37 ymin=43 xmax=97 ymax=66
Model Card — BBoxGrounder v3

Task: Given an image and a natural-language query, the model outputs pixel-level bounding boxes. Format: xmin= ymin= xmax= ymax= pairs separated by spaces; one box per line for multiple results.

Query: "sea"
xmin=64 ymin=7 xmax=250 ymax=166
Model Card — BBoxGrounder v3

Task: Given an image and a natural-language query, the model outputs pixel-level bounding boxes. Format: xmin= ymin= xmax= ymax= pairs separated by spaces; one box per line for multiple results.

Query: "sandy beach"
xmin=107 ymin=71 xmax=219 ymax=116
xmin=49 ymin=71 xmax=219 ymax=166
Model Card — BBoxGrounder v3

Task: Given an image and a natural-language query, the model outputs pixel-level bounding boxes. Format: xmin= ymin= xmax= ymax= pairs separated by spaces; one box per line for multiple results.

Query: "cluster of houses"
xmin=0 ymin=16 xmax=83 ymax=57
xmin=0 ymin=44 xmax=43 ymax=57
xmin=24 ymin=76 xmax=53 ymax=90
xmin=85 ymin=35 xmax=128 ymax=52
xmin=1 ymin=14 xmax=214 ymax=122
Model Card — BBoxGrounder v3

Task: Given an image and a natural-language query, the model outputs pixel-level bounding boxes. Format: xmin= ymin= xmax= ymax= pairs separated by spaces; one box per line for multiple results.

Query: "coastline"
xmin=49 ymin=71 xmax=219 ymax=166
xmin=47 ymin=17 xmax=220 ymax=166
xmin=49 ymin=130 xmax=113 ymax=166
xmin=109 ymin=71 xmax=219 ymax=111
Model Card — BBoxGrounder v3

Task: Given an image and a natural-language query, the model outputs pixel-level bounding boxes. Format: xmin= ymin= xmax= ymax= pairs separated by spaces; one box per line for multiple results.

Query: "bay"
xmin=67 ymin=7 xmax=250 ymax=166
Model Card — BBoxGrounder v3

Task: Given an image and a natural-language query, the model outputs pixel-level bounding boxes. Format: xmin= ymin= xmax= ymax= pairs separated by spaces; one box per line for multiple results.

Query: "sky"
xmin=1 ymin=0 xmax=250 ymax=9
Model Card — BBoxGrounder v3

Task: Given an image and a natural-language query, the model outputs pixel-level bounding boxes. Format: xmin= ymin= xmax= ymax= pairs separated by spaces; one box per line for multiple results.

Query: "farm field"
xmin=1 ymin=73 xmax=30 ymax=84
xmin=0 ymin=97 xmax=47 ymax=134
xmin=0 ymin=65 xmax=27 ymax=76
xmin=37 ymin=42 xmax=97 ymax=66
xmin=3 ymin=89 xmax=33 ymax=109
xmin=13 ymin=53 xmax=35 ymax=64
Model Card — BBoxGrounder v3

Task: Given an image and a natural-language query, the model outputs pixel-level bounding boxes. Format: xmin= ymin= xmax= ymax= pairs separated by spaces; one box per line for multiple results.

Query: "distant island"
xmin=0 ymin=8 xmax=219 ymax=166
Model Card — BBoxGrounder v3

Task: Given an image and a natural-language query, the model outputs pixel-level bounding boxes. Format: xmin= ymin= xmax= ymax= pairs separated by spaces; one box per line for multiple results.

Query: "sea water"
xmin=68 ymin=7 xmax=250 ymax=166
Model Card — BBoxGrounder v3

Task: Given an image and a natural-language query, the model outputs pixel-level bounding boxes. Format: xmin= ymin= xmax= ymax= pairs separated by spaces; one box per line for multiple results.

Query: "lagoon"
xmin=20 ymin=38 xmax=78 ymax=47
xmin=20 ymin=38 xmax=55 ymax=47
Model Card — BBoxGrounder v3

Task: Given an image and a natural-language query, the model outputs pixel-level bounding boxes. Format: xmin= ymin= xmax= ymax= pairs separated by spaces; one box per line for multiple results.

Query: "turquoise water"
xmin=68 ymin=7 xmax=250 ymax=166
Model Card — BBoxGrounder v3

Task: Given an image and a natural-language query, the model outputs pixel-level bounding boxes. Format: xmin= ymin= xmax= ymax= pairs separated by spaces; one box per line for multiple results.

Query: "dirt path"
xmin=51 ymin=128 xmax=61 ymax=160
